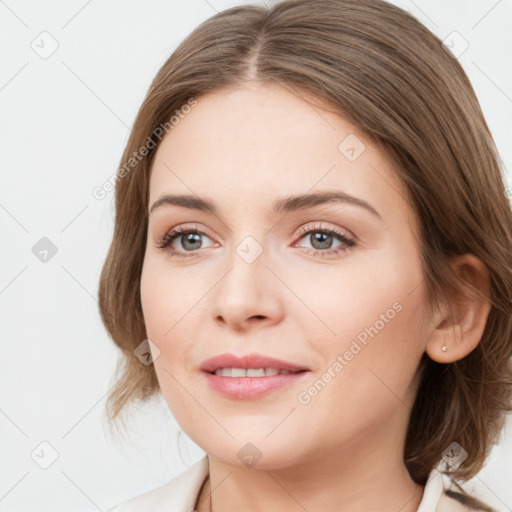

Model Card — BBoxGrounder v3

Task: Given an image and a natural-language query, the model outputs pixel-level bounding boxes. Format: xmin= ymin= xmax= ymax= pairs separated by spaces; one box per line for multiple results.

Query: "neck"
xmin=195 ymin=431 xmax=424 ymax=512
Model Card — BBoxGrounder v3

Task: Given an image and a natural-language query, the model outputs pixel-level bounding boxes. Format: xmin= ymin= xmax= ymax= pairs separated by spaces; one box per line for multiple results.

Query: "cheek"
xmin=286 ymin=248 xmax=429 ymax=424
xmin=140 ymin=261 xmax=207 ymax=425
xmin=140 ymin=257 xmax=209 ymax=386
xmin=291 ymin=292 xmax=428 ymax=452
xmin=295 ymin=253 xmax=428 ymax=409
xmin=140 ymin=256 xmax=204 ymax=340
xmin=140 ymin=265 xmax=167 ymax=341
xmin=287 ymin=244 xmax=425 ymax=346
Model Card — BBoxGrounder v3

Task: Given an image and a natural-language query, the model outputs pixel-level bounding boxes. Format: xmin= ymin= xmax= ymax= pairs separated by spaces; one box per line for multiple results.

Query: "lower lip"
xmin=203 ymin=371 xmax=309 ymax=399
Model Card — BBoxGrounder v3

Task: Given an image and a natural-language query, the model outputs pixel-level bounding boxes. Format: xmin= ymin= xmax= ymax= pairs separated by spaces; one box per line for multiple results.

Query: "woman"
xmin=99 ymin=0 xmax=512 ymax=510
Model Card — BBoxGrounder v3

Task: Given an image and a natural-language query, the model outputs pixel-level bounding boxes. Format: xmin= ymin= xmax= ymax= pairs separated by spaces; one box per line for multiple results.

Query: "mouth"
xmin=200 ymin=353 xmax=310 ymax=399
xmin=200 ymin=352 xmax=310 ymax=374
xmin=210 ymin=367 xmax=305 ymax=377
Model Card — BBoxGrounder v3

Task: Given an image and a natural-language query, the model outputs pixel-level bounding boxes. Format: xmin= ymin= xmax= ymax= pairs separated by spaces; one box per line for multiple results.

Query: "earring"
xmin=442 ymin=344 xmax=448 ymax=352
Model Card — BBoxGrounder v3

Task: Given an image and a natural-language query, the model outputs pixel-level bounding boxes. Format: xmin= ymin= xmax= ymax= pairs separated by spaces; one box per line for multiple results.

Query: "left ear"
xmin=425 ymin=254 xmax=492 ymax=363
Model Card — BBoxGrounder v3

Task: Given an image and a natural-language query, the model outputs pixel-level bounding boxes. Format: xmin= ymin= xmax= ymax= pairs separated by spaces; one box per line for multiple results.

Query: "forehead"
xmin=148 ymin=83 xmax=412 ymax=224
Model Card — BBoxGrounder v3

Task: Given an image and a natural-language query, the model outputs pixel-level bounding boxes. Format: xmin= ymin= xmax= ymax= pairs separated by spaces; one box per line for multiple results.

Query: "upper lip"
xmin=200 ymin=353 xmax=310 ymax=373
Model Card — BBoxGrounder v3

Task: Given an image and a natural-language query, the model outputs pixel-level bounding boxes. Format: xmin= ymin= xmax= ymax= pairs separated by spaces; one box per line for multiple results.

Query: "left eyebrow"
xmin=149 ymin=190 xmax=381 ymax=219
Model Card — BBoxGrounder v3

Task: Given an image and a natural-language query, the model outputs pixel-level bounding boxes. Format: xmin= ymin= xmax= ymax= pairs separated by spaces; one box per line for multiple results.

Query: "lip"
xmin=203 ymin=372 xmax=309 ymax=399
xmin=200 ymin=353 xmax=310 ymax=373
xmin=200 ymin=353 xmax=310 ymax=400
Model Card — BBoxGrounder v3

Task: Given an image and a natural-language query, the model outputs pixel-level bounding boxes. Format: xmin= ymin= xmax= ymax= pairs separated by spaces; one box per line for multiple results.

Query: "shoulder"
xmin=107 ymin=455 xmax=209 ymax=512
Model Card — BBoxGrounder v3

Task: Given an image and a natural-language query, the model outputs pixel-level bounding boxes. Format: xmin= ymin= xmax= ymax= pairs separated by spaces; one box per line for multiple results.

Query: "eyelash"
xmin=156 ymin=223 xmax=355 ymax=259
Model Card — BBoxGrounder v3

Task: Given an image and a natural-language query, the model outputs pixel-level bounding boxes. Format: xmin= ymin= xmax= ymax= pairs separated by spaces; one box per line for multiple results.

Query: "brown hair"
xmin=98 ymin=0 xmax=512 ymax=509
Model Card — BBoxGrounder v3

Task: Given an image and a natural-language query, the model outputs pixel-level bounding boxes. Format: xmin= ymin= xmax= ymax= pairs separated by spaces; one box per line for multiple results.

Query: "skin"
xmin=140 ymin=82 xmax=491 ymax=512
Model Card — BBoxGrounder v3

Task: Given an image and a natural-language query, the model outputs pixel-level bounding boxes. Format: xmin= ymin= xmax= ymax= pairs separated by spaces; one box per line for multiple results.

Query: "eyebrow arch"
xmin=149 ymin=191 xmax=381 ymax=218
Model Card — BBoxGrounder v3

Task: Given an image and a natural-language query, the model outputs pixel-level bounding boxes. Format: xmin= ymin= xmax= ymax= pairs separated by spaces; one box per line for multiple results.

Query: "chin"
xmin=201 ymin=435 xmax=307 ymax=472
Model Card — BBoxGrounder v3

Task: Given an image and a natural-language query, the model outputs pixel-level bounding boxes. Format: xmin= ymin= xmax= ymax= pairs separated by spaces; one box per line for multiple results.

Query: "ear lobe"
xmin=425 ymin=254 xmax=491 ymax=364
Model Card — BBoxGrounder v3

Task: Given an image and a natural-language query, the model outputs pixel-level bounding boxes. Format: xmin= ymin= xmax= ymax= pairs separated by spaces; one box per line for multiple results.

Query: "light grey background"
xmin=0 ymin=1 xmax=511 ymax=511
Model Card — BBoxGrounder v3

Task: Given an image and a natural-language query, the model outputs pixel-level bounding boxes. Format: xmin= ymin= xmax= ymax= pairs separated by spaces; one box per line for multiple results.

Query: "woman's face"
xmin=140 ymin=83 xmax=434 ymax=470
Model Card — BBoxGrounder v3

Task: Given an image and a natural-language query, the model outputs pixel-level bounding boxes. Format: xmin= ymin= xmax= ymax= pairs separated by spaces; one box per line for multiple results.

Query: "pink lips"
xmin=200 ymin=353 xmax=310 ymax=400
xmin=200 ymin=353 xmax=310 ymax=374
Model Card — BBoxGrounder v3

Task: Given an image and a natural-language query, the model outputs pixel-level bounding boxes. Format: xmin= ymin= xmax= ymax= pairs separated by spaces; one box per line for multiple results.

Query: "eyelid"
xmin=155 ymin=221 xmax=353 ymax=247
xmin=294 ymin=222 xmax=355 ymax=242
xmin=155 ymin=223 xmax=215 ymax=249
xmin=156 ymin=221 xmax=356 ymax=261
xmin=291 ymin=223 xmax=356 ymax=257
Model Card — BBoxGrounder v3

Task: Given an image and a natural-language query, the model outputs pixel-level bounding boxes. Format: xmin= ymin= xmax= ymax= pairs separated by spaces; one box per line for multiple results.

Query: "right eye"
xmin=157 ymin=225 xmax=216 ymax=257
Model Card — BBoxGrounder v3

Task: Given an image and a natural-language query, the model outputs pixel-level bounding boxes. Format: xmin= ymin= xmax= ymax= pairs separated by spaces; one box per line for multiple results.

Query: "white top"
xmin=107 ymin=456 xmax=466 ymax=512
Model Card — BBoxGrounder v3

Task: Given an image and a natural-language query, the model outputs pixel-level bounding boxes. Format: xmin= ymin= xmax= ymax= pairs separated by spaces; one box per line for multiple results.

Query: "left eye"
xmin=293 ymin=224 xmax=355 ymax=256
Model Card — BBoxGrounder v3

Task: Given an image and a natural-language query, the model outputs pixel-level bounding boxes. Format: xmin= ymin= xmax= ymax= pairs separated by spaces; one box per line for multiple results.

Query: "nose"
xmin=210 ymin=244 xmax=284 ymax=333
